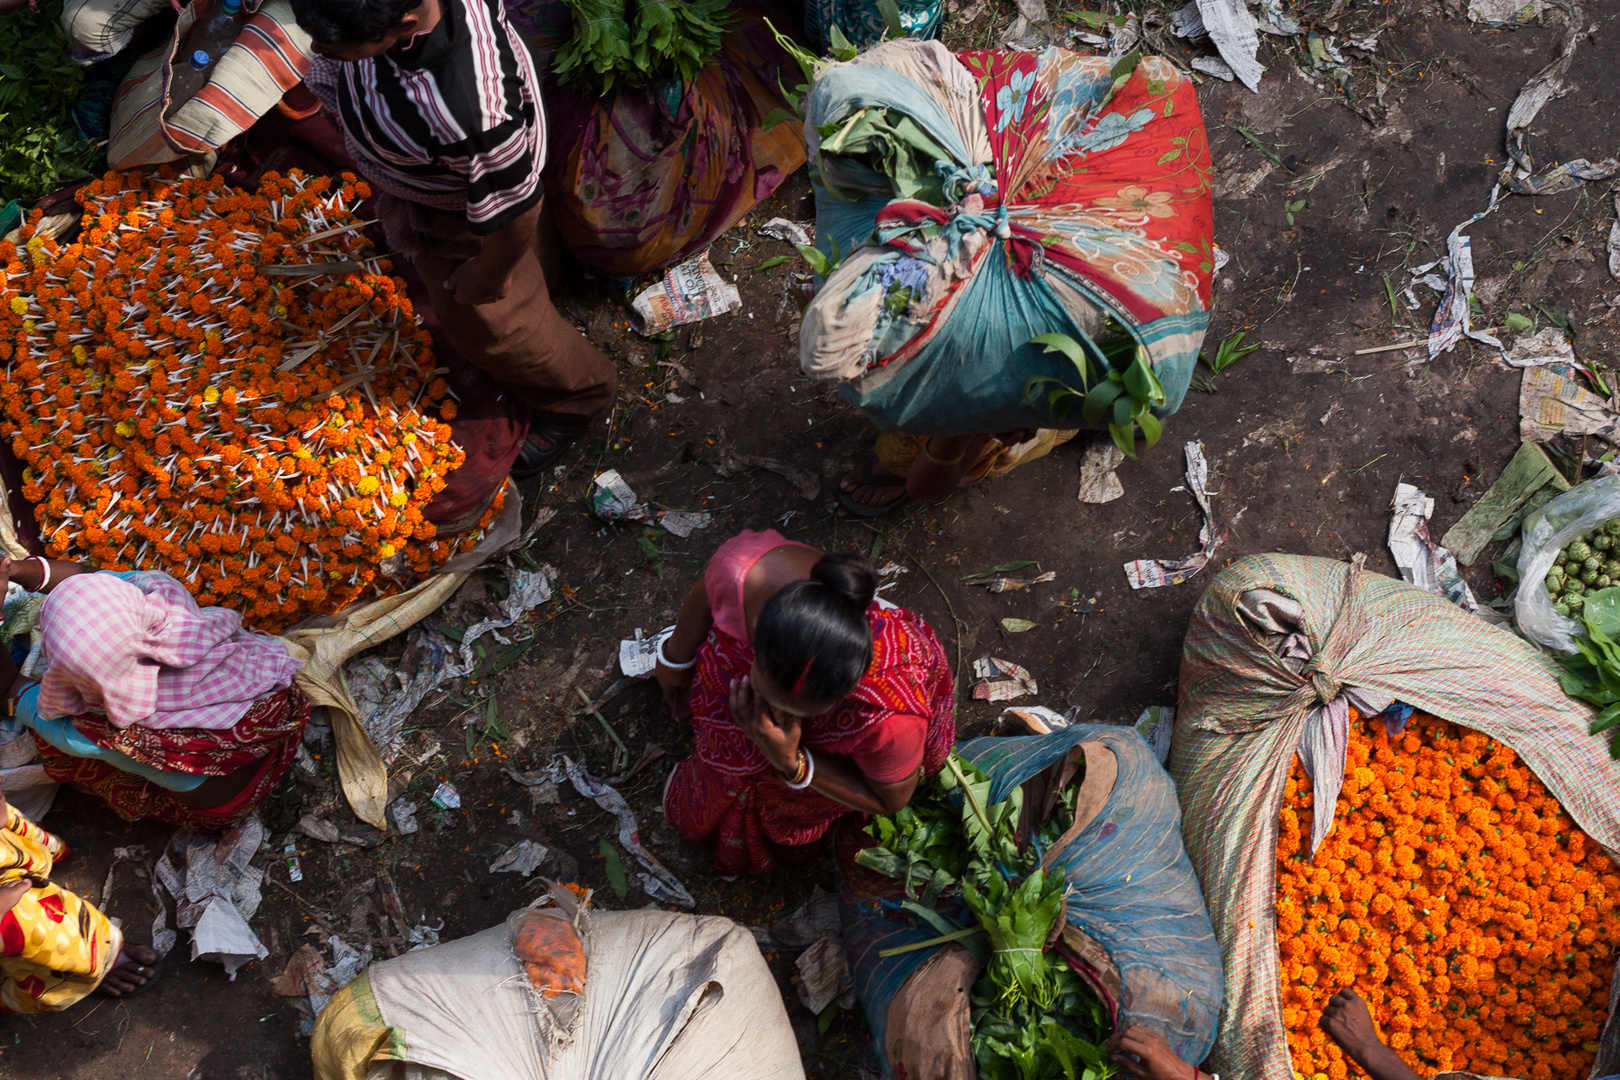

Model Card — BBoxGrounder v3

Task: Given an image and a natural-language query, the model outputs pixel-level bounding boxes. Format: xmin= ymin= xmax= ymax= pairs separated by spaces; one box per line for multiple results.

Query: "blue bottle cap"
xmin=189 ymin=49 xmax=210 ymax=69
xmin=222 ymin=0 xmax=241 ymax=13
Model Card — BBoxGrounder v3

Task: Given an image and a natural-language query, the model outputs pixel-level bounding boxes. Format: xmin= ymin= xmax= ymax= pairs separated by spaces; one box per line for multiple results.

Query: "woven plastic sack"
xmin=841 ymin=724 xmax=1224 ymax=1077
xmin=107 ymin=0 xmax=312 ymax=169
xmin=1171 ymin=552 xmax=1620 ymax=1080
xmin=799 ymin=41 xmax=1214 ymax=437
xmin=312 ymin=902 xmax=804 ymax=1080
xmin=1514 ymin=474 xmax=1620 ymax=653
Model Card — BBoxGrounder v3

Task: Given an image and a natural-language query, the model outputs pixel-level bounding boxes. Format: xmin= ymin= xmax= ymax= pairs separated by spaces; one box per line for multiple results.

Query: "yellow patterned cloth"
xmin=0 ymin=804 xmax=121 ymax=1014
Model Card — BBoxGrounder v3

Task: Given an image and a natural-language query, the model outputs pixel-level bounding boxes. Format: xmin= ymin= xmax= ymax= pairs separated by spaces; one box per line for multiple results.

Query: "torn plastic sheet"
xmin=971 ymin=656 xmax=1038 ymax=701
xmin=506 ymin=756 xmax=694 ymax=907
xmin=489 ymin=839 xmax=551 ymax=877
xmin=1256 ymin=0 xmax=1298 ymax=34
xmin=630 ymin=251 xmax=742 ymax=335
xmin=619 ymin=625 xmax=676 ymax=678
xmin=1000 ymin=0 xmax=1056 ymax=50
xmin=269 ymin=935 xmax=375 ymax=1021
xmin=590 ymin=470 xmax=713 ymax=537
xmin=1388 ymin=484 xmax=1484 ymax=614
xmin=152 ymin=816 xmax=268 ymax=978
xmin=1194 ymin=0 xmax=1263 ymax=90
xmin=1191 ymin=55 xmax=1236 ymax=81
xmin=445 ymin=568 xmax=555 ymax=677
xmin=342 ymin=567 xmax=556 ymax=761
xmin=1123 ymin=443 xmax=1227 ymax=589
xmin=1170 ymin=1 xmax=1205 ymax=36
xmin=345 ymin=625 xmax=451 ymax=761
xmin=750 ymin=886 xmax=841 ymax=949
xmin=758 ymin=218 xmax=814 ymax=248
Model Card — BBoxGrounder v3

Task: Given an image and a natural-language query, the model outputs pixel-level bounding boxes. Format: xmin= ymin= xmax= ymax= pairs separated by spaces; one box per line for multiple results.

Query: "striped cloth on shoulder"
xmin=305 ymin=0 xmax=546 ymax=236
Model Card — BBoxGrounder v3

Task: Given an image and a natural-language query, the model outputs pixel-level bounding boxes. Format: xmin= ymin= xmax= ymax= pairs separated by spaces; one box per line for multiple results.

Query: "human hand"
xmin=1320 ymin=988 xmax=1423 ymax=1080
xmin=729 ymin=675 xmax=800 ymax=775
xmin=1107 ymin=1026 xmax=1194 ymax=1080
xmin=656 ymin=657 xmax=694 ymax=721
xmin=444 ymin=257 xmax=512 ymax=306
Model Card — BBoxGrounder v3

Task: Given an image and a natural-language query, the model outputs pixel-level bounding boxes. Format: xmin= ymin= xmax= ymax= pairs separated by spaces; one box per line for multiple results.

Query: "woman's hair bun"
xmin=754 ymin=553 xmax=879 ymax=706
xmin=810 ymin=553 xmax=877 ymax=611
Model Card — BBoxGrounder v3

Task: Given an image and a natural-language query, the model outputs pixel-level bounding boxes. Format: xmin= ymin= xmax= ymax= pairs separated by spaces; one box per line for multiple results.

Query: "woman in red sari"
xmin=659 ymin=531 xmax=955 ymax=876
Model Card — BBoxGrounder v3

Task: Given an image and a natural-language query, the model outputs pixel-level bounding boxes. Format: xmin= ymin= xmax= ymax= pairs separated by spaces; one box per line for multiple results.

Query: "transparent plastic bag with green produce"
xmin=1513 ymin=475 xmax=1620 ymax=653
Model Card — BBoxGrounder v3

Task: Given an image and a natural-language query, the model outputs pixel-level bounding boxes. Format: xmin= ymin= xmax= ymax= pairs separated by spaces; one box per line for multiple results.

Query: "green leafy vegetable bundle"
xmin=554 ymin=0 xmax=731 ymax=96
xmin=0 ymin=0 xmax=99 ymax=205
xmin=857 ymin=755 xmax=1115 ymax=1080
xmin=1550 ymin=581 xmax=1620 ymax=759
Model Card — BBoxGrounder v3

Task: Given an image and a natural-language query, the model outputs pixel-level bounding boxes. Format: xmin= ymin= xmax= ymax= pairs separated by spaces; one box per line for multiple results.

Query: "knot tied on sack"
xmin=1308 ymin=670 xmax=1342 ymax=707
xmin=938 ymin=161 xmax=998 ymax=205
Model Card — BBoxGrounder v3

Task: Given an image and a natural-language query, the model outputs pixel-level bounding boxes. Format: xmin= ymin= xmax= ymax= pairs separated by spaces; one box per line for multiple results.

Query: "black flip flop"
xmin=511 ymin=414 xmax=586 ymax=480
xmin=834 ymin=458 xmax=909 ymax=518
xmin=96 ymin=946 xmax=168 ymax=999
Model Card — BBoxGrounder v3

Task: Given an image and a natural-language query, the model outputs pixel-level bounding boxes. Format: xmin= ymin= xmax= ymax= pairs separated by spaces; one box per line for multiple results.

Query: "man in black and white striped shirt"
xmin=294 ymin=0 xmax=615 ymax=474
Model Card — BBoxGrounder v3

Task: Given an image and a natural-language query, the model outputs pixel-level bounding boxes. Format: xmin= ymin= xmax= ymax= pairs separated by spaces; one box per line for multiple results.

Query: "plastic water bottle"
xmin=166 ymin=0 xmax=244 ymax=111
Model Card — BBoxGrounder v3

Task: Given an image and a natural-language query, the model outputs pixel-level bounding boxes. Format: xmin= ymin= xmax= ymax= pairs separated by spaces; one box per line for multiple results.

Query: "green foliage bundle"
xmin=554 ymin=0 xmax=730 ymax=96
xmin=0 ymin=0 xmax=98 ymax=204
xmin=858 ymin=755 xmax=1115 ymax=1080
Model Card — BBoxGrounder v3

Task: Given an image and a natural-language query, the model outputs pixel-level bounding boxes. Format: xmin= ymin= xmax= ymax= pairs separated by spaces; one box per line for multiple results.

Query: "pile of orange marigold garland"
xmin=0 ymin=169 xmax=502 ymax=632
xmin=1277 ymin=711 xmax=1619 ymax=1080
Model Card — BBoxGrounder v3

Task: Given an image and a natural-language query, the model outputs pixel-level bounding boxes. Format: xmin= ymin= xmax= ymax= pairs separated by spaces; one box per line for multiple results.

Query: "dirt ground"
xmin=5 ymin=1 xmax=1620 ymax=1076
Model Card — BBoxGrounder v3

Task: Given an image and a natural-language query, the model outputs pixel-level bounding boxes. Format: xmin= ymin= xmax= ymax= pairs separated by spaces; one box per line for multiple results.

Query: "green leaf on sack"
xmin=876 ymin=0 xmax=904 ymax=37
xmin=1584 ymin=588 xmax=1620 ymax=640
xmin=599 ymin=837 xmax=628 ymax=900
xmin=1001 ymin=618 xmax=1037 ymax=633
xmin=1505 ymin=311 xmax=1533 ymax=332
xmin=1030 ymin=332 xmax=1093 ymax=383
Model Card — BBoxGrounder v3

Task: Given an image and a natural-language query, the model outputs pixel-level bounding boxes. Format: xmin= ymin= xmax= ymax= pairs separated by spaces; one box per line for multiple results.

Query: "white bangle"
xmin=783 ymin=748 xmax=815 ymax=790
xmin=32 ymin=557 xmax=49 ymax=592
xmin=655 ymin=636 xmax=695 ymax=671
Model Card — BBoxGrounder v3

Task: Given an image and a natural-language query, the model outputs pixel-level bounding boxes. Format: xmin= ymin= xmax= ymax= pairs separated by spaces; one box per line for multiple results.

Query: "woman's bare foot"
xmin=1319 ymin=989 xmax=1423 ymax=1080
xmin=98 ymin=944 xmax=160 ymax=997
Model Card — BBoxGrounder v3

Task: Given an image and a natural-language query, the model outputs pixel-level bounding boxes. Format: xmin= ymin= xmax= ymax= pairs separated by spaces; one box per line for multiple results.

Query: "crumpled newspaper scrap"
xmin=1123 ymin=442 xmax=1227 ymax=589
xmin=152 ymin=816 xmax=268 ymax=978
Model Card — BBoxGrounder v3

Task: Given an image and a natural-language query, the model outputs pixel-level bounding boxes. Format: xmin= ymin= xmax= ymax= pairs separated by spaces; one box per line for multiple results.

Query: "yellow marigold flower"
xmin=8 ymin=297 xmax=25 ymax=316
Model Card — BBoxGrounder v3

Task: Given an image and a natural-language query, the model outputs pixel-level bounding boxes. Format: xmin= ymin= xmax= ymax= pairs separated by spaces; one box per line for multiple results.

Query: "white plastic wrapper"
xmin=1513 ymin=475 xmax=1620 ymax=653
